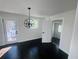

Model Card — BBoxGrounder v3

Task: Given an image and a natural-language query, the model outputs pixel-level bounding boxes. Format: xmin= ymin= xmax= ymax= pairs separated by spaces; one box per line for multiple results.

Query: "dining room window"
xmin=30 ymin=19 xmax=39 ymax=29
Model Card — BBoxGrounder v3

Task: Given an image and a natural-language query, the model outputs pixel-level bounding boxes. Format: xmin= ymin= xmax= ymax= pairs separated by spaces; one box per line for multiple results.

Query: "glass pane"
xmin=6 ymin=20 xmax=16 ymax=42
xmin=58 ymin=25 xmax=62 ymax=33
xmin=30 ymin=19 xmax=38 ymax=29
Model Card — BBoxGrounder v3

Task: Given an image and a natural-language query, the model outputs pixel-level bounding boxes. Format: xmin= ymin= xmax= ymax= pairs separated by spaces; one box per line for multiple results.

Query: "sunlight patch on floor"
xmin=0 ymin=47 xmax=12 ymax=58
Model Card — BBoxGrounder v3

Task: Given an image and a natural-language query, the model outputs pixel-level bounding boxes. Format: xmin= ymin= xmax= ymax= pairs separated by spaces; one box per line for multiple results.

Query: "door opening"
xmin=52 ymin=20 xmax=62 ymax=46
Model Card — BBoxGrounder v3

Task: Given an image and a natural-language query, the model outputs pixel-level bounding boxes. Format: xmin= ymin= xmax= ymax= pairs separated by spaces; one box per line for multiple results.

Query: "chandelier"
xmin=24 ymin=7 xmax=33 ymax=28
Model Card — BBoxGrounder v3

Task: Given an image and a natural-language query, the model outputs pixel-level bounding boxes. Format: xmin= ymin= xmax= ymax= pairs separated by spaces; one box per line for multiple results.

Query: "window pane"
xmin=58 ymin=25 xmax=62 ymax=33
xmin=6 ymin=20 xmax=16 ymax=41
xmin=30 ymin=19 xmax=38 ymax=29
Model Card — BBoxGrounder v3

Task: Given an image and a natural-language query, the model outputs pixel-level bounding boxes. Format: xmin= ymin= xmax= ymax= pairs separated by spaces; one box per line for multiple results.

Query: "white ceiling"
xmin=0 ymin=0 xmax=77 ymax=16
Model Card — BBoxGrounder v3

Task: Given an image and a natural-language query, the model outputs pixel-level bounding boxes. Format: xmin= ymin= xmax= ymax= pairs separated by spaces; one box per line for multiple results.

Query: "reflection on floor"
xmin=52 ymin=37 xmax=60 ymax=46
xmin=0 ymin=39 xmax=68 ymax=59
xmin=0 ymin=47 xmax=12 ymax=58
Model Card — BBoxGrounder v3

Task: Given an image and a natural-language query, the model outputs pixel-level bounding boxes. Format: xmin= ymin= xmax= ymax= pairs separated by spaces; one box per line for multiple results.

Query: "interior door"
xmin=42 ymin=19 xmax=52 ymax=43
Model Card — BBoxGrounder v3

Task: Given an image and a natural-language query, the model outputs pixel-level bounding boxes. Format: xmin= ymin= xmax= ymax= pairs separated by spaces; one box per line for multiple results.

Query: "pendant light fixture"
xmin=24 ymin=7 xmax=32 ymax=28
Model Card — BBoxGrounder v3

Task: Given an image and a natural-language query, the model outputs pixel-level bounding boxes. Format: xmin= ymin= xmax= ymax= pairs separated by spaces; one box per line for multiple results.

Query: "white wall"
xmin=0 ymin=11 xmax=42 ymax=45
xmin=50 ymin=10 xmax=76 ymax=54
xmin=68 ymin=9 xmax=78 ymax=59
xmin=16 ymin=16 xmax=43 ymax=43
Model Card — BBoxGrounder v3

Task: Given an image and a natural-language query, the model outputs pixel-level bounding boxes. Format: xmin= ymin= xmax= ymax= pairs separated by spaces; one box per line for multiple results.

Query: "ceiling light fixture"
xmin=24 ymin=7 xmax=32 ymax=28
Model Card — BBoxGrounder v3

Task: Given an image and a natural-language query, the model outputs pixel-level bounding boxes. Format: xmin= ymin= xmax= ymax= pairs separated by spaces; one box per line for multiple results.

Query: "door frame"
xmin=51 ymin=17 xmax=64 ymax=45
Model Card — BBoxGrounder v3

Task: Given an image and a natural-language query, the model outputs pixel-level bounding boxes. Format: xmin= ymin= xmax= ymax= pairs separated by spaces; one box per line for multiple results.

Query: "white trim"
xmin=51 ymin=17 xmax=64 ymax=46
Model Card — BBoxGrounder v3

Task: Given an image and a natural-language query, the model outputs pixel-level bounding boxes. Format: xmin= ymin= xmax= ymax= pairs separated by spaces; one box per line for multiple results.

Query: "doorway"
xmin=52 ymin=20 xmax=62 ymax=46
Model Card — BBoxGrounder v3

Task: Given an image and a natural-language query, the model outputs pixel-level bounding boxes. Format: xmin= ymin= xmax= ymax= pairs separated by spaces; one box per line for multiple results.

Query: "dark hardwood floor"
xmin=0 ymin=39 xmax=68 ymax=59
